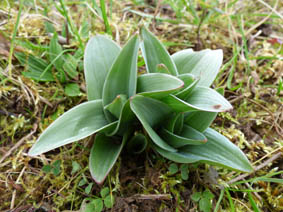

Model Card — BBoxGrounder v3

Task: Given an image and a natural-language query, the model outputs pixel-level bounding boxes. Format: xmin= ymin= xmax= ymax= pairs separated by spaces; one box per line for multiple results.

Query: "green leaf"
xmin=191 ymin=192 xmax=202 ymax=202
xmin=100 ymin=187 xmax=110 ymax=198
xmin=85 ymin=183 xmax=93 ymax=194
xmin=171 ymin=49 xmax=194 ymax=69
xmin=42 ymin=165 xmax=52 ymax=173
xmin=248 ymin=192 xmax=261 ymax=212
xmin=93 ymin=198 xmax=103 ymax=212
xmin=175 ymin=74 xmax=199 ymax=100
xmin=172 ymin=49 xmax=223 ymax=87
xmin=184 ymin=87 xmax=225 ymax=132
xmin=106 ymin=100 xmax=136 ymax=136
xmin=164 ymin=112 xmax=182 ymax=133
xmin=203 ymin=190 xmax=214 ymax=200
xmin=15 ymin=52 xmax=54 ymax=82
xmin=185 ymin=111 xmax=217 ymax=132
xmin=126 ymin=133 xmax=148 ymax=154
xmin=89 ymin=132 xmax=128 ymax=184
xmin=199 ymin=197 xmax=212 ymax=212
xmin=168 ymin=163 xmax=178 ymax=175
xmin=140 ymin=27 xmax=178 ymax=76
xmin=79 ymin=178 xmax=87 ymax=186
xmin=162 ymin=87 xmax=232 ymax=112
xmin=137 ymin=73 xmax=184 ymax=99
xmin=130 ymin=95 xmax=177 ymax=152
xmin=102 ymin=35 xmax=139 ymax=106
xmin=80 ymin=198 xmax=96 ymax=212
xmin=153 ymin=144 xmax=200 ymax=163
xmin=173 ymin=112 xmax=184 ymax=135
xmin=52 ymin=160 xmax=61 ymax=176
xmin=180 ymin=164 xmax=189 ymax=180
xmin=104 ymin=94 xmax=127 ymax=119
xmin=64 ymin=83 xmax=80 ymax=97
xmin=186 ymin=87 xmax=232 ymax=112
xmin=63 ymin=54 xmax=78 ymax=79
xmin=28 ymin=100 xmax=112 ymax=156
xmin=153 ymin=128 xmax=253 ymax=172
xmin=104 ymin=195 xmax=115 ymax=208
xmin=49 ymin=33 xmax=64 ymax=71
xmin=71 ymin=161 xmax=81 ymax=174
xmin=84 ymin=35 xmax=121 ymax=100
xmin=160 ymin=125 xmax=207 ymax=148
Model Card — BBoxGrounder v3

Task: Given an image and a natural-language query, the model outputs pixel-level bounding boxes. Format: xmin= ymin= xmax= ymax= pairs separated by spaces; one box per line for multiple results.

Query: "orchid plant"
xmin=28 ymin=27 xmax=252 ymax=184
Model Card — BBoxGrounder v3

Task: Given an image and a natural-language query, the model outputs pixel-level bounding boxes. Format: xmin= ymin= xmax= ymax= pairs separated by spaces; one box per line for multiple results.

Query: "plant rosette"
xmin=28 ymin=27 xmax=253 ymax=184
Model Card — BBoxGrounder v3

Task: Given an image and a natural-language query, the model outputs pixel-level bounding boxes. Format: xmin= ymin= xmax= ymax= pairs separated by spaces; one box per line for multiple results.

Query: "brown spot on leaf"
xmin=213 ymin=105 xmax=222 ymax=109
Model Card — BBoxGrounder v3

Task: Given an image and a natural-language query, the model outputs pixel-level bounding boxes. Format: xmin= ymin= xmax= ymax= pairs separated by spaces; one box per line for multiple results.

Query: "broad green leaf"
xmin=171 ymin=49 xmax=194 ymax=70
xmin=28 ymin=100 xmax=112 ymax=156
xmin=49 ymin=33 xmax=64 ymax=71
xmin=63 ymin=54 xmax=78 ymax=79
xmin=155 ymin=128 xmax=253 ymax=172
xmin=185 ymin=111 xmax=217 ymax=132
xmin=104 ymin=195 xmax=115 ymax=208
xmin=80 ymin=198 xmax=96 ymax=212
xmin=15 ymin=52 xmax=54 ymax=82
xmin=130 ymin=95 xmax=177 ymax=152
xmin=93 ymin=199 xmax=103 ymax=212
xmin=84 ymin=35 xmax=121 ymax=100
xmin=175 ymin=74 xmax=199 ymax=100
xmin=180 ymin=164 xmax=189 ymax=180
xmin=106 ymin=100 xmax=136 ymax=136
xmin=162 ymin=87 xmax=232 ymax=112
xmin=164 ymin=113 xmax=181 ymax=133
xmin=137 ymin=73 xmax=184 ymax=98
xmin=64 ymin=83 xmax=80 ymax=97
xmin=52 ymin=160 xmax=61 ymax=176
xmin=191 ymin=192 xmax=202 ymax=202
xmin=172 ymin=49 xmax=223 ymax=87
xmin=173 ymin=112 xmax=184 ymax=135
xmin=168 ymin=163 xmax=178 ymax=174
xmin=153 ymin=144 xmax=200 ymax=163
xmin=85 ymin=183 xmax=93 ymax=194
xmin=89 ymin=132 xmax=128 ymax=184
xmin=126 ymin=133 xmax=148 ymax=154
xmin=71 ymin=161 xmax=81 ymax=174
xmin=203 ymin=190 xmax=214 ymax=199
xmin=100 ymin=187 xmax=109 ymax=198
xmin=140 ymin=27 xmax=178 ymax=76
xmin=104 ymin=94 xmax=127 ymax=119
xmin=103 ymin=35 xmax=139 ymax=106
xmin=42 ymin=165 xmax=52 ymax=173
xmin=184 ymin=87 xmax=224 ymax=132
xmin=199 ymin=197 xmax=212 ymax=212
xmin=160 ymin=125 xmax=207 ymax=148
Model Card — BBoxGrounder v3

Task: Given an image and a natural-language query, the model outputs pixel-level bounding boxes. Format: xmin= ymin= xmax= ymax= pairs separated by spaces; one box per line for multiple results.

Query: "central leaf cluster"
xmin=28 ymin=27 xmax=252 ymax=184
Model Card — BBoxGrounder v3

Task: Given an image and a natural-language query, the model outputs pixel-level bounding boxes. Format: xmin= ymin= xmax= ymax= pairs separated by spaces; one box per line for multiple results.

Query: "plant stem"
xmin=58 ymin=0 xmax=84 ymax=50
xmin=8 ymin=0 xmax=23 ymax=77
xmin=100 ymin=0 xmax=112 ymax=36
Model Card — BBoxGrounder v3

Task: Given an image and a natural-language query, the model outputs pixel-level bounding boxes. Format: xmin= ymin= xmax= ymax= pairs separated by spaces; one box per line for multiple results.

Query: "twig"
xmin=0 ymin=124 xmax=37 ymax=164
xmin=132 ymin=194 xmax=171 ymax=200
xmin=245 ymin=182 xmax=262 ymax=201
xmin=254 ymin=0 xmax=283 ymax=19
xmin=245 ymin=0 xmax=278 ymax=37
xmin=10 ymin=166 xmax=26 ymax=209
xmin=228 ymin=152 xmax=282 ymax=184
xmin=0 ymin=109 xmax=19 ymax=117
